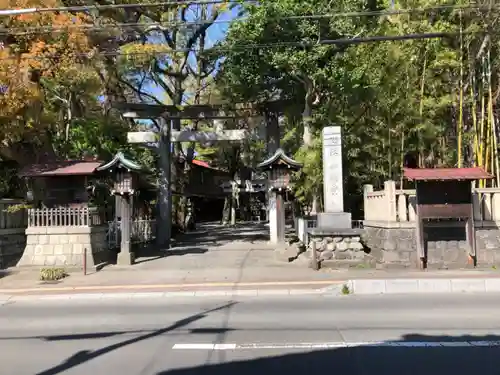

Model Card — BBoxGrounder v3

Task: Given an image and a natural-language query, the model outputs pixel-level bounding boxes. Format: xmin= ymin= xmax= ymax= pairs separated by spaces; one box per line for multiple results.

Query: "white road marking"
xmin=172 ymin=341 xmax=500 ymax=350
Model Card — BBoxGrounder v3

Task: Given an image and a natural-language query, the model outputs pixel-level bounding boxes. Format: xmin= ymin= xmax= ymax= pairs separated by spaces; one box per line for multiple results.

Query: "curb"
xmin=0 ymin=288 xmax=328 ymax=302
xmin=0 ymin=280 xmax=342 ymax=294
xmin=3 ymin=277 xmax=500 ymax=302
xmin=347 ymin=278 xmax=500 ymax=295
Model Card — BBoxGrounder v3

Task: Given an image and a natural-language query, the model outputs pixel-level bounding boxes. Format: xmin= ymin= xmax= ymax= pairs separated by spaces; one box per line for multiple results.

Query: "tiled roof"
xmin=403 ymin=167 xmax=492 ymax=181
xmin=19 ymin=161 xmax=102 ymax=177
xmin=192 ymin=159 xmax=210 ymax=168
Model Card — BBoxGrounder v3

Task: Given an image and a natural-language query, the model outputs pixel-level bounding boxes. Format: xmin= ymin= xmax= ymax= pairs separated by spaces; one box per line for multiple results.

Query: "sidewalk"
xmin=2 ymin=222 xmax=500 ymax=298
xmin=3 ymin=267 xmax=500 ymax=297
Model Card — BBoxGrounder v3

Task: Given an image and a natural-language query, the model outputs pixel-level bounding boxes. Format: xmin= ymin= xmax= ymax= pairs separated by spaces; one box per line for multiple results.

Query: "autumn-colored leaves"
xmin=0 ymin=0 xmax=94 ymax=125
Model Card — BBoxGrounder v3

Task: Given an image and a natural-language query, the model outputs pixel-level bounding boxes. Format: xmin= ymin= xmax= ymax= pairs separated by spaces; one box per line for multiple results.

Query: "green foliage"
xmin=341 ymin=283 xmax=351 ymax=295
xmin=39 ymin=267 xmax=68 ymax=281
xmin=218 ymin=0 xmax=500 ymax=211
xmin=5 ymin=203 xmax=32 ymax=213
xmin=292 ymin=136 xmax=323 ymax=209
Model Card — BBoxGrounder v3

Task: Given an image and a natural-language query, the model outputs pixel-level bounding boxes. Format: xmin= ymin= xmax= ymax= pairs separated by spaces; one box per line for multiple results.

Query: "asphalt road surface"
xmin=2 ymin=293 xmax=500 ymax=375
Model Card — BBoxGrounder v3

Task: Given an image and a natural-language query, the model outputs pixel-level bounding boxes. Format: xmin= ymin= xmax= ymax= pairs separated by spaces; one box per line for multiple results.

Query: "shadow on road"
xmin=33 ymin=301 xmax=238 ymax=375
xmin=155 ymin=334 xmax=500 ymax=375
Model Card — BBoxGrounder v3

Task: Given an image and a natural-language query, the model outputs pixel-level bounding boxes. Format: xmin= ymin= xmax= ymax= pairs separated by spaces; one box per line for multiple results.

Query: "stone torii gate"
xmin=113 ymin=102 xmax=284 ymax=248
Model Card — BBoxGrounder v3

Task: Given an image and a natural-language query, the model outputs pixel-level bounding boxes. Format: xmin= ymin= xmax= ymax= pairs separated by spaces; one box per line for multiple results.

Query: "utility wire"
xmin=0 ymin=30 xmax=485 ymax=62
xmin=0 ymin=1 xmax=498 ymax=17
xmin=1 ymin=3 xmax=498 ymax=36
xmin=0 ymin=0 xmax=248 ymax=16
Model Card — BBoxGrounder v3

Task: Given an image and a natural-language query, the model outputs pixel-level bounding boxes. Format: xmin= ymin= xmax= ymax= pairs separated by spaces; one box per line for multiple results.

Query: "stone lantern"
xmin=257 ymin=149 xmax=302 ymax=244
xmin=96 ymin=152 xmax=142 ymax=265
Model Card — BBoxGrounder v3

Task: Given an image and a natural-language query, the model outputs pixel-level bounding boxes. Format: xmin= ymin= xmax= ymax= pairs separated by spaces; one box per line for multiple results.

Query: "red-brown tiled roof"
xmin=19 ymin=161 xmax=103 ymax=177
xmin=192 ymin=159 xmax=210 ymax=168
xmin=403 ymin=167 xmax=492 ymax=181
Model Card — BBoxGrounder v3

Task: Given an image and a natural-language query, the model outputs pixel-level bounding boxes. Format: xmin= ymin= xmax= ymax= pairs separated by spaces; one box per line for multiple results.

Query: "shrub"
xmin=39 ymin=267 xmax=68 ymax=281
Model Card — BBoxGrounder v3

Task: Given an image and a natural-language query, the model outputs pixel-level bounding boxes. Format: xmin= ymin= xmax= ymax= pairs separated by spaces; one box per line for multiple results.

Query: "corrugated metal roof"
xmin=403 ymin=167 xmax=492 ymax=181
xmin=19 ymin=161 xmax=102 ymax=177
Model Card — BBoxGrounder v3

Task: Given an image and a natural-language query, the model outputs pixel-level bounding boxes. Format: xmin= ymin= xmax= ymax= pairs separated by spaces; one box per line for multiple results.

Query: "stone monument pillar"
xmin=317 ymin=126 xmax=352 ymax=229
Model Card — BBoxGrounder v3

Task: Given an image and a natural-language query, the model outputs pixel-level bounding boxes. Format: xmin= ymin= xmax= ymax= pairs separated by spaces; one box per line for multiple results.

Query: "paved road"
xmin=2 ymin=294 xmax=500 ymax=375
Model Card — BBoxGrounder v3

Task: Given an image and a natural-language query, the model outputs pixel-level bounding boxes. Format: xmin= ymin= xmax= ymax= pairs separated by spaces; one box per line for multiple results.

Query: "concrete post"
xmin=363 ymin=184 xmax=373 ymax=220
xmin=117 ymin=195 xmax=134 ymax=265
xmin=384 ymin=180 xmax=397 ymax=221
xmin=491 ymin=192 xmax=500 ymax=221
xmin=269 ymin=192 xmax=285 ymax=244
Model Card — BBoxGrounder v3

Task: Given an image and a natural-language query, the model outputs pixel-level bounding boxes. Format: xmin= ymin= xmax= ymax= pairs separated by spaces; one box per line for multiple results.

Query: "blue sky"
xmin=145 ymin=5 xmax=240 ymax=101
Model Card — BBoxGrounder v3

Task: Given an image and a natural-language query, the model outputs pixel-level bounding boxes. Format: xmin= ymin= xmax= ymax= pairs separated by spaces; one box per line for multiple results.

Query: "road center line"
xmin=172 ymin=341 xmax=500 ymax=350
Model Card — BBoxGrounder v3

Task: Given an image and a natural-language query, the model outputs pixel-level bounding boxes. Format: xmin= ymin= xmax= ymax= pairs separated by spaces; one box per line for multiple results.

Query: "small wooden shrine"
xmin=404 ymin=167 xmax=492 ymax=269
xmin=17 ymin=159 xmax=108 ymax=268
xmin=19 ymin=159 xmax=103 ymax=209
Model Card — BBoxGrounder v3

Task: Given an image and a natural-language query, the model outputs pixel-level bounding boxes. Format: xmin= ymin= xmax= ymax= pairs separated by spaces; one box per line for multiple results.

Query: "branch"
xmin=150 ymin=118 xmax=161 ymax=131
xmin=180 ymin=5 xmax=221 ymax=73
xmin=187 ymin=63 xmax=217 ymax=80
xmin=154 ymin=74 xmax=175 ymax=101
xmin=118 ymin=77 xmax=164 ymax=105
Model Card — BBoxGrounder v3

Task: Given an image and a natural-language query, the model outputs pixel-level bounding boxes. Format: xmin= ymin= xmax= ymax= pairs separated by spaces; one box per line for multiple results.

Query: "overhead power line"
xmin=0 ymin=30 xmax=484 ymax=62
xmin=0 ymin=0 xmax=249 ymax=16
xmin=1 ymin=3 xmax=499 ymax=36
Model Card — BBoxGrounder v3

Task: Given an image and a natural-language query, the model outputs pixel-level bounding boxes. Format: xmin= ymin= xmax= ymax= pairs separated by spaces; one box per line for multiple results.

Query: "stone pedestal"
xmin=317 ymin=212 xmax=352 ymax=229
xmin=17 ymin=226 xmax=108 ymax=268
xmin=269 ymin=192 xmax=285 ymax=244
xmin=117 ymin=250 xmax=135 ymax=265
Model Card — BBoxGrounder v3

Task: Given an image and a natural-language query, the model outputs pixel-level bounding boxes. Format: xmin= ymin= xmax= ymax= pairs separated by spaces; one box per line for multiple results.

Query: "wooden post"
xmin=466 ymin=216 xmax=476 ymax=266
xmin=467 ymin=185 xmax=477 ymax=266
xmin=83 ymin=247 xmax=87 ymax=275
xmin=414 ymin=183 xmax=426 ymax=269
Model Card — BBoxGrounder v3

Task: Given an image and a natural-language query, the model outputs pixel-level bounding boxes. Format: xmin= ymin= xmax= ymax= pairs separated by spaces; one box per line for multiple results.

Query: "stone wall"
xmin=17 ymin=226 xmax=108 ymax=268
xmin=363 ymin=221 xmax=500 ymax=269
xmin=0 ymin=229 xmax=27 ymax=269
xmin=308 ymin=229 xmax=373 ymax=268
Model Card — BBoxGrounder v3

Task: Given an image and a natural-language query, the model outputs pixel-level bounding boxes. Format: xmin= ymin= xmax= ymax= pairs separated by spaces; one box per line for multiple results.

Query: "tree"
xmin=0 ymin=0 xmax=99 ymax=164
xmin=218 ymin=0 xmax=381 ymax=212
xmin=218 ymin=0 xmax=500 ymax=217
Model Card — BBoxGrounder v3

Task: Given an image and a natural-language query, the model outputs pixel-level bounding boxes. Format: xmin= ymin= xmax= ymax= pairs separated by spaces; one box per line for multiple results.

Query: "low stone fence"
xmin=18 ymin=206 xmax=108 ymax=269
xmin=363 ymin=181 xmax=500 ymax=269
xmin=296 ymin=216 xmax=317 ymax=244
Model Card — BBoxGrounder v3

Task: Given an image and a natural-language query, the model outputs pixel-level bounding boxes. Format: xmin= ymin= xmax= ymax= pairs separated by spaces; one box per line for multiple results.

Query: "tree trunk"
xmin=302 ymin=84 xmax=319 ymax=213
xmin=171 ymin=76 xmax=187 ymax=232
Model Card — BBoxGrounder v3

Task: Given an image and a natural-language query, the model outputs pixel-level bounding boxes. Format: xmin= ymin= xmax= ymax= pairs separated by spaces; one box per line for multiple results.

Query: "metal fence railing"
xmin=107 ymin=217 xmax=156 ymax=249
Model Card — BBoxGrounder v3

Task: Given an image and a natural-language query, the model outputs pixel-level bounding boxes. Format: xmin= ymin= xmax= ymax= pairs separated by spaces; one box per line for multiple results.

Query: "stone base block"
xmin=17 ymin=226 xmax=109 ymax=268
xmin=117 ymin=251 xmax=135 ymax=265
xmin=363 ymin=224 xmax=500 ymax=269
xmin=316 ymin=212 xmax=352 ymax=229
xmin=0 ymin=229 xmax=26 ymax=269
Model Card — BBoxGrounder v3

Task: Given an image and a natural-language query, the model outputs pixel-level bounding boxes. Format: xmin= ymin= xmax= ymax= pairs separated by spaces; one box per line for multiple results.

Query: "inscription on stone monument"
xmin=322 ymin=126 xmax=343 ymax=212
